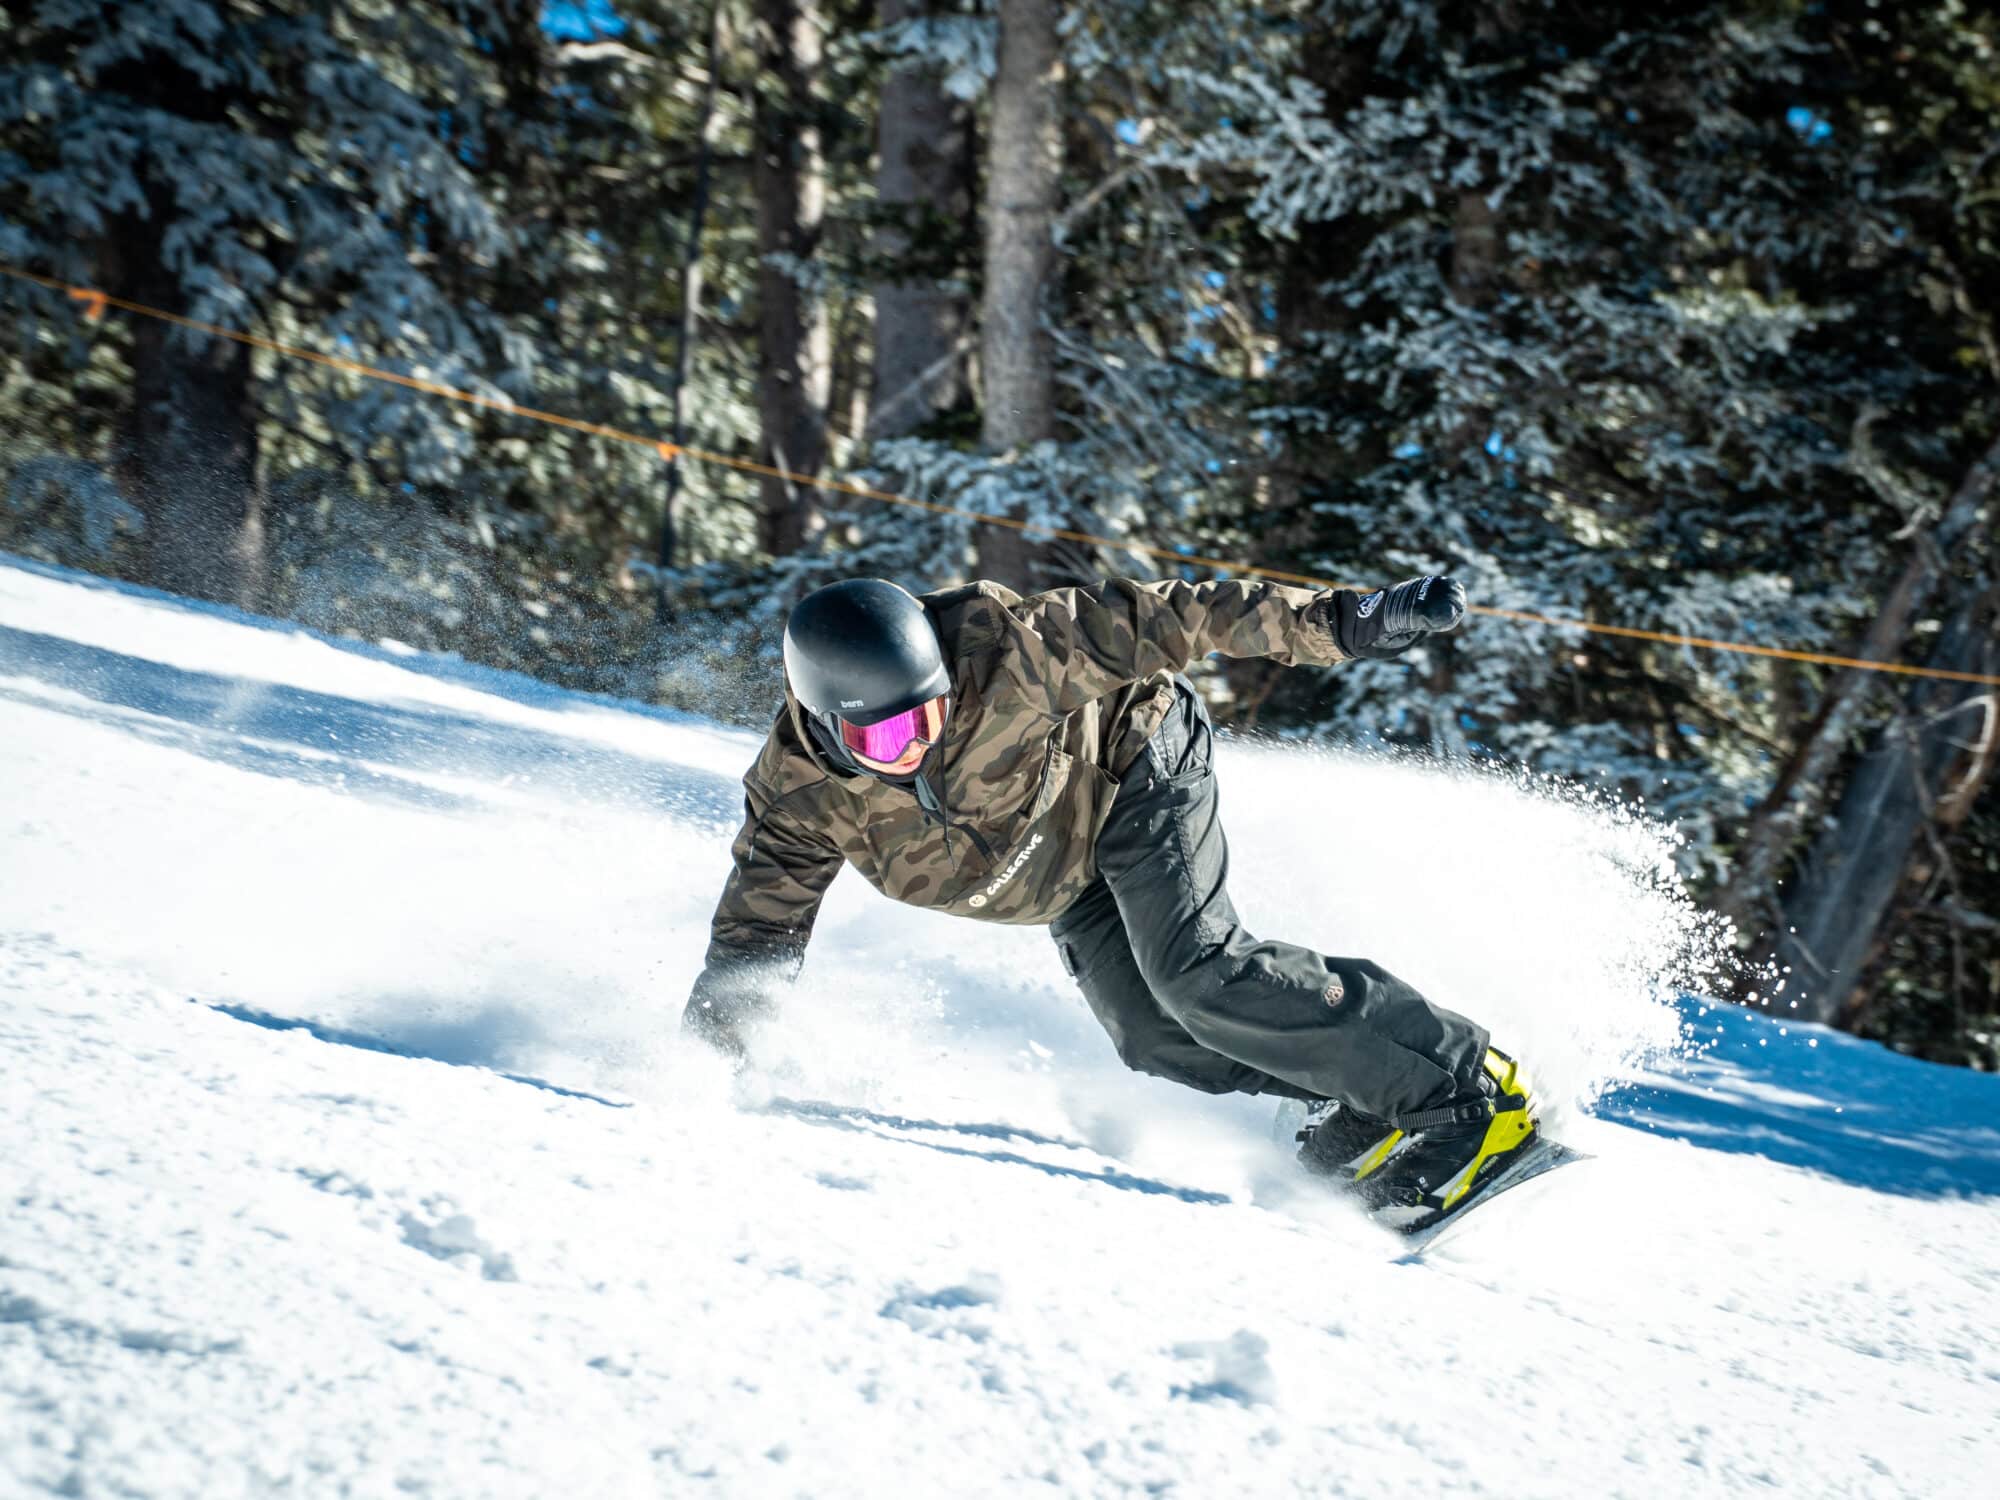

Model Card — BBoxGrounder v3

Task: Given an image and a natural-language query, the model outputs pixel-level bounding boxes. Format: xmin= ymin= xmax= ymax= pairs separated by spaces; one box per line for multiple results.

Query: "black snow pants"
xmin=1048 ymin=679 xmax=1489 ymax=1120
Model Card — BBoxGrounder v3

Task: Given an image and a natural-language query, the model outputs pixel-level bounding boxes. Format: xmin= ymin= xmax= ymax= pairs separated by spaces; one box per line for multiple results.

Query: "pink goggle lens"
xmin=840 ymin=696 xmax=946 ymax=764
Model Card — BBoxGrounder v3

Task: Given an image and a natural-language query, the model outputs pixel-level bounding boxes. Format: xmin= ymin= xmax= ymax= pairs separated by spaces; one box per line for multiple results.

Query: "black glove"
xmin=1331 ymin=575 xmax=1467 ymax=660
xmin=682 ymin=951 xmax=794 ymax=1064
xmin=682 ymin=992 xmax=756 ymax=1064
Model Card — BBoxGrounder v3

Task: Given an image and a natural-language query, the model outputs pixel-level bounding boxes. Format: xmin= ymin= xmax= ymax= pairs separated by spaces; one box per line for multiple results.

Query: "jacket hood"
xmin=785 ymin=686 xmax=843 ymax=778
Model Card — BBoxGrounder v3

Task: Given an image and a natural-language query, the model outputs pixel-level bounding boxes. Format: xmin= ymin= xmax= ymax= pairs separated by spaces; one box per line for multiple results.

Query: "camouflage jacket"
xmin=684 ymin=576 xmax=1352 ymax=1049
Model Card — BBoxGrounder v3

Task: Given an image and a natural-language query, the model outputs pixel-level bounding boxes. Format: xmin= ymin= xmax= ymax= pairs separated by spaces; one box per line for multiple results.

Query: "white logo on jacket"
xmin=1356 ymin=590 xmax=1384 ymax=620
xmin=968 ymin=833 xmax=1045 ymax=909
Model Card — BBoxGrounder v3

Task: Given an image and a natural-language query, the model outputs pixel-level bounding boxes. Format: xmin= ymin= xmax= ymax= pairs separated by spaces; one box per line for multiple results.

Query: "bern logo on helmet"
xmin=840 ymin=699 xmax=864 ymax=709
xmin=1356 ymin=590 xmax=1384 ymax=620
xmin=1323 ymin=976 xmax=1346 ymax=1006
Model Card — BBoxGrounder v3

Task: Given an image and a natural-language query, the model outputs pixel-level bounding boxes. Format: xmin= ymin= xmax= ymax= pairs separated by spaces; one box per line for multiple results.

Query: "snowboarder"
xmin=684 ymin=575 xmax=1541 ymax=1232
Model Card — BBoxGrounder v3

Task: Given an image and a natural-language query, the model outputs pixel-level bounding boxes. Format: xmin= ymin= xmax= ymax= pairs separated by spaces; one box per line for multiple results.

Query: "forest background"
xmin=1 ymin=0 xmax=1995 ymax=1066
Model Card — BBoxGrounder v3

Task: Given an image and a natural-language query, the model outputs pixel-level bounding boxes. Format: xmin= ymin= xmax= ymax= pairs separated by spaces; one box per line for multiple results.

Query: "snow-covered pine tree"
xmin=0 ymin=1 xmax=525 ymax=604
xmin=0 ymin=1 xmax=738 ymax=685
xmin=1154 ymin=1 xmax=1990 ymax=873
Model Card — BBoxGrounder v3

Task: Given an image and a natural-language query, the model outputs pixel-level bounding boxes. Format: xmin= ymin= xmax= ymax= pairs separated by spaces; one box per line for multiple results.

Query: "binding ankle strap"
xmin=1392 ymin=1092 xmax=1526 ymax=1133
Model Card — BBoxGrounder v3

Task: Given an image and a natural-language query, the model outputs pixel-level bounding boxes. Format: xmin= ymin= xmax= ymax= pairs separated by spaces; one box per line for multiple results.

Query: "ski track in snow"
xmin=2 ymin=553 xmax=1997 ymax=1498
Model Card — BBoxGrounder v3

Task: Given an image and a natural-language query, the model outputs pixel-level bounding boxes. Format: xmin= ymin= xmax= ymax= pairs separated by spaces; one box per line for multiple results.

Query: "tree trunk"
xmin=1449 ymin=189 xmax=1499 ymax=305
xmin=752 ymin=0 xmax=830 ymax=557
xmin=1222 ymin=22 xmax=1376 ymax=715
xmin=1716 ymin=432 xmax=2000 ymax=935
xmin=657 ymin=1 xmax=725 ymax=613
xmin=1772 ymin=584 xmax=2000 ymax=1025
xmin=111 ymin=206 xmax=263 ymax=609
xmin=974 ymin=0 xmax=1062 ymax=588
xmin=868 ymin=0 xmax=974 ymax=441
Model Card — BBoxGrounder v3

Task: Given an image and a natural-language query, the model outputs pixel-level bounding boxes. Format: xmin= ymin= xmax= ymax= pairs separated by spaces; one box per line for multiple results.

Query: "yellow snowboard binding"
xmin=1297 ymin=1047 xmax=1544 ymax=1233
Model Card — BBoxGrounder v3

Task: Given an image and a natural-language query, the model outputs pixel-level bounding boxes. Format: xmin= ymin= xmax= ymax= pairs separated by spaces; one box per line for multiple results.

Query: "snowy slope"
xmin=3 ymin=554 xmax=1997 ymax=1499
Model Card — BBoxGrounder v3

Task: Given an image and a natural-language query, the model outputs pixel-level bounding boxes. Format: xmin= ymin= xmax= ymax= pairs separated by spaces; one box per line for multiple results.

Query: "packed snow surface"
xmin=3 ymin=554 xmax=1997 ymax=1498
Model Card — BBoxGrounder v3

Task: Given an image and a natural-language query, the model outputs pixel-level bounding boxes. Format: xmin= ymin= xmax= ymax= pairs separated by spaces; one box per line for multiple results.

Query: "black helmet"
xmin=784 ymin=579 xmax=950 ymax=768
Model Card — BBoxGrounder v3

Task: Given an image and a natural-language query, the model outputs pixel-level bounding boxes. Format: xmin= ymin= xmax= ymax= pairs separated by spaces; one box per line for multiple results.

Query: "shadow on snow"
xmin=761 ymin=1096 xmax=1232 ymax=1207
xmin=0 ymin=622 xmax=740 ymax=823
xmin=0 ymin=549 xmax=751 ymax=735
xmin=201 ymin=999 xmax=631 ymax=1109
xmin=1594 ymin=996 xmax=2000 ymax=1200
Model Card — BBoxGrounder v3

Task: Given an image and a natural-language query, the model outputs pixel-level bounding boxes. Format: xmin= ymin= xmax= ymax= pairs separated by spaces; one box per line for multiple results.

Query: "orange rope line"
xmin=7 ymin=263 xmax=1997 ymax=689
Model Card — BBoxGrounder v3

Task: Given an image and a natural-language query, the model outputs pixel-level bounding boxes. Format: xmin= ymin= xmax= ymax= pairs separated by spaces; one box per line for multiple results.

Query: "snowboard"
xmin=1388 ymin=1134 xmax=1589 ymax=1254
xmin=1273 ymin=1099 xmax=1588 ymax=1252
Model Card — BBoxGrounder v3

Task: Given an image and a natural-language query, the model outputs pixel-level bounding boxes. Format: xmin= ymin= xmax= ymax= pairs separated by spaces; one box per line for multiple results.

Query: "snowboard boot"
xmin=1296 ymin=1047 xmax=1542 ymax=1232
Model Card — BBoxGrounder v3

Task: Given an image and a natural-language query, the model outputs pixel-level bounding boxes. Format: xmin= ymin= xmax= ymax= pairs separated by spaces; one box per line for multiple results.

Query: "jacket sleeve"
xmin=683 ymin=776 xmax=845 ymax=1060
xmin=1002 ymin=576 xmax=1349 ymax=717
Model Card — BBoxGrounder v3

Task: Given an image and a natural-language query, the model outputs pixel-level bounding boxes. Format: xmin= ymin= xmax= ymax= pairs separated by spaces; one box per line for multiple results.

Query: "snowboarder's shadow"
xmin=761 ymin=1096 xmax=1230 ymax=1206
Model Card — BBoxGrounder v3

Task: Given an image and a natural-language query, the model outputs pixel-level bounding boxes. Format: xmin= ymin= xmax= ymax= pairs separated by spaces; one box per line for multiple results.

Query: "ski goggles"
xmin=839 ymin=693 xmax=949 ymax=767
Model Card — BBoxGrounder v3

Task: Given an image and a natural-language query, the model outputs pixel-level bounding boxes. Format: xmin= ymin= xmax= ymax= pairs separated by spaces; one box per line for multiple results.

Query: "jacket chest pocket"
xmin=1026 ymin=744 xmax=1073 ymax=824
